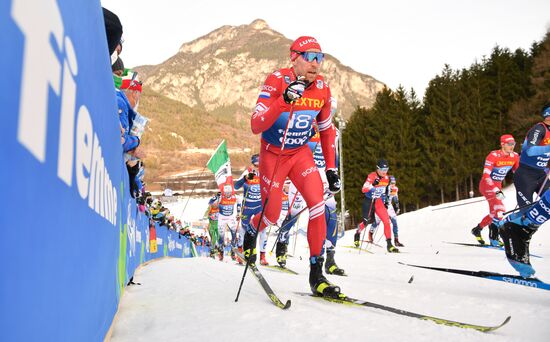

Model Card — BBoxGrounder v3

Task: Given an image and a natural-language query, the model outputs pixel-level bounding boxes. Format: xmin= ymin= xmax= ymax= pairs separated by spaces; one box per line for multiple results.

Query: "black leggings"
xmin=514 ymin=165 xmax=549 ymax=212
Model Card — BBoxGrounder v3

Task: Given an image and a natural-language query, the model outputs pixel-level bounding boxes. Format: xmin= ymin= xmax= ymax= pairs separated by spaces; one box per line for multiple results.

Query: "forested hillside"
xmin=342 ymin=32 xmax=550 ymax=220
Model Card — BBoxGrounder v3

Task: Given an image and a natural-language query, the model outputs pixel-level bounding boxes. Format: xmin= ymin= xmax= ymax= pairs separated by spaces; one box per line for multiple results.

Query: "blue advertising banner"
xmin=0 ymin=1 xmax=196 ymax=341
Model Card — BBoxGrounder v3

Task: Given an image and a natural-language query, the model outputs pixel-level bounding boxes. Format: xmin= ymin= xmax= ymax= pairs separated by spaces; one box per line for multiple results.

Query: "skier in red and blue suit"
xmin=354 ymin=159 xmax=399 ymax=253
xmin=246 ymin=36 xmax=342 ymax=298
xmin=471 ymin=134 xmax=519 ymax=246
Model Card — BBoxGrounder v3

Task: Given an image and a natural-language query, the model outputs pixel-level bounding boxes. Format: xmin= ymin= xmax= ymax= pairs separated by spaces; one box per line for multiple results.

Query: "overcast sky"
xmin=101 ymin=0 xmax=550 ymax=97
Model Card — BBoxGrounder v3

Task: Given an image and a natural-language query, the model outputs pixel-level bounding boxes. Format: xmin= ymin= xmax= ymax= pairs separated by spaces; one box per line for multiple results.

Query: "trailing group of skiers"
xmin=199 ymin=35 xmax=549 ymax=298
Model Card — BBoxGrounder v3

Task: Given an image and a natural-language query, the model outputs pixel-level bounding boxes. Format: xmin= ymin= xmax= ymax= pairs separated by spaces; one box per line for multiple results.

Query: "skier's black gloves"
xmin=372 ymin=178 xmax=380 ymax=186
xmin=283 ymin=79 xmax=307 ymax=104
xmin=247 ymin=172 xmax=255 ymax=180
xmin=326 ymin=169 xmax=341 ymax=193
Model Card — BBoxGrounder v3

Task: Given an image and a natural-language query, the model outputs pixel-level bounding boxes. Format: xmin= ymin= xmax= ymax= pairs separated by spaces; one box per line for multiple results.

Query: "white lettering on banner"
xmin=12 ymin=0 xmax=117 ymax=226
xmin=12 ymin=0 xmax=63 ymax=162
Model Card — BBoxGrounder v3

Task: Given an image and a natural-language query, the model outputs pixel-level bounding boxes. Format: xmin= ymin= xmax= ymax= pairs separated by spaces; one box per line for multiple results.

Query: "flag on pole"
xmin=207 ymin=140 xmax=234 ymax=196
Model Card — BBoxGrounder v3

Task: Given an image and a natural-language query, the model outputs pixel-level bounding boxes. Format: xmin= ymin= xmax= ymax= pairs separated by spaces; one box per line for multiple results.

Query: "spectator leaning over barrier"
xmin=117 ymin=72 xmax=142 ymax=152
xmin=112 ymin=57 xmax=125 ymax=76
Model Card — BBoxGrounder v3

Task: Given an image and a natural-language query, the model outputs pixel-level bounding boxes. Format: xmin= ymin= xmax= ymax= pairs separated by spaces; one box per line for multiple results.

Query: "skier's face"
xmin=376 ymin=169 xmax=388 ymax=177
xmin=292 ymin=49 xmax=322 ymax=83
xmin=501 ymin=141 xmax=515 ymax=154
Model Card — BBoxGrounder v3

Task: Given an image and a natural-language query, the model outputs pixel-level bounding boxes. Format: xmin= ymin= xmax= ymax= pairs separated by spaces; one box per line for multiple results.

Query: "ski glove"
xmin=326 ymin=169 xmax=341 ymax=193
xmin=247 ymin=172 xmax=255 ymax=180
xmin=282 ymin=80 xmax=307 ymax=104
xmin=495 ymin=190 xmax=505 ymax=200
xmin=372 ymin=178 xmax=380 ymax=186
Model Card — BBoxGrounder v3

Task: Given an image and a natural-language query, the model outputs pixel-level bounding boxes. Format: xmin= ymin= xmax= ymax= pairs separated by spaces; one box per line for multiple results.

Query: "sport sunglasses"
xmin=293 ymin=51 xmax=325 ymax=63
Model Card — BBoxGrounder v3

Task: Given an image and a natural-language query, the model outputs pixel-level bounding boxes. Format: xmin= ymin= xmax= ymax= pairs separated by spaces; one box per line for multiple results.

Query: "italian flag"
xmin=207 ymin=140 xmax=234 ymax=195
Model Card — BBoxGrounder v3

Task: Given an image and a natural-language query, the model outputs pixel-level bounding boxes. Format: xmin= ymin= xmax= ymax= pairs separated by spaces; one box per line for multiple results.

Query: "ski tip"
xmin=283 ymin=300 xmax=292 ymax=309
xmin=502 ymin=316 xmax=511 ymax=325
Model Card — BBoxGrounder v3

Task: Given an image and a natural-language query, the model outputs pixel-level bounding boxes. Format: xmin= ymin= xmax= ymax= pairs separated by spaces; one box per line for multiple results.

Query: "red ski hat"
xmin=500 ymin=134 xmax=515 ymax=144
xmin=290 ymin=36 xmax=321 ymax=60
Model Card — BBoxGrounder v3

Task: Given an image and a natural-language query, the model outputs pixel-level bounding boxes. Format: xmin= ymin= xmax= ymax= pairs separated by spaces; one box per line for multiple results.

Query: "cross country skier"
xmin=309 ymin=123 xmax=346 ymax=275
xmin=354 ymin=159 xmax=399 ymax=253
xmin=217 ymin=184 xmax=237 ymax=261
xmin=371 ymin=175 xmax=404 ymax=247
xmin=498 ymin=188 xmax=550 ymax=278
xmin=471 ymin=135 xmax=519 ymax=246
xmin=204 ymin=193 xmax=220 ymax=258
xmin=245 ymin=36 xmax=343 ymax=298
xmin=234 ymin=154 xmax=263 ymax=264
xmin=514 ymin=104 xmax=550 ymax=212
xmin=275 ymin=181 xmax=303 ymax=267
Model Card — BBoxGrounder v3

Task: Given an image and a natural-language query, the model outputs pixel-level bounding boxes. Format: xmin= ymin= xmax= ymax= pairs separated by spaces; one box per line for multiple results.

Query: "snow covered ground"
xmin=109 ymin=187 xmax=550 ymax=341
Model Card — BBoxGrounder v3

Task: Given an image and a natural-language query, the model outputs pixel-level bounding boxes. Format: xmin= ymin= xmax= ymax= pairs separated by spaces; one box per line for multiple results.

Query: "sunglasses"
xmin=378 ymin=167 xmax=389 ymax=172
xmin=294 ymin=51 xmax=325 ymax=63
xmin=504 ymin=142 xmax=516 ymax=146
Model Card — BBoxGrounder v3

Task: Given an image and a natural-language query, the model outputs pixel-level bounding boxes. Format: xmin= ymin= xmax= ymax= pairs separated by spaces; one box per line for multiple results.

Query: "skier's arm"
xmin=481 ymin=152 xmax=497 ymax=190
xmin=318 ymin=86 xmax=337 ymax=169
xmin=234 ymin=170 xmax=248 ymax=190
xmin=362 ymin=174 xmax=378 ymax=194
xmin=251 ymin=73 xmax=290 ymax=134
xmin=525 ymin=124 xmax=550 ymax=156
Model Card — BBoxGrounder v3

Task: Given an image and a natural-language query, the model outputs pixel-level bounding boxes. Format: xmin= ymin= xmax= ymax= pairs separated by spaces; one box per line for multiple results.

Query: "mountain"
xmin=135 ymin=19 xmax=385 ymax=189
xmin=138 ymin=19 xmax=384 ymax=119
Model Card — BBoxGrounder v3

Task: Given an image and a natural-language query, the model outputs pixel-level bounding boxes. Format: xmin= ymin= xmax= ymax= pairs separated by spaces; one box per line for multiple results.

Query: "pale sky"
xmin=101 ymin=0 xmax=550 ymax=97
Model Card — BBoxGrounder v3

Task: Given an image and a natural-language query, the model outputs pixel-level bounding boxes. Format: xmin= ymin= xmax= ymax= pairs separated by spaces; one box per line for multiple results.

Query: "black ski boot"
xmin=325 ymin=248 xmax=346 ymax=276
xmin=243 ymin=230 xmax=257 ymax=266
xmin=471 ymin=224 xmax=486 ymax=245
xmin=218 ymin=245 xmax=224 ymax=261
xmin=500 ymin=221 xmax=538 ymax=277
xmin=275 ymin=241 xmax=288 ymax=267
xmin=394 ymin=236 xmax=405 ymax=247
xmin=353 ymin=231 xmax=360 ymax=247
xmin=500 ymin=221 xmax=537 ymax=265
xmin=386 ymin=238 xmax=400 ymax=253
xmin=309 ymin=256 xmax=345 ymax=299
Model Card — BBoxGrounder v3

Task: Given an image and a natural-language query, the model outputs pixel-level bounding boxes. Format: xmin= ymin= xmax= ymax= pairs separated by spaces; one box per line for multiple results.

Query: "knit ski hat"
xmin=500 ymin=134 xmax=515 ymax=144
xmin=542 ymin=104 xmax=550 ymax=118
xmin=290 ymin=36 xmax=321 ymax=61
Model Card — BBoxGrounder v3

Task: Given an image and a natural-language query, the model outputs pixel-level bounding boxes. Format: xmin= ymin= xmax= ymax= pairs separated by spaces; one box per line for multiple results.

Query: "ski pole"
xmin=269 ymin=192 xmax=300 ymax=255
xmin=534 ymin=168 xmax=550 ymax=202
xmin=236 ymin=99 xmax=298 ymax=303
xmin=501 ymin=200 xmax=540 ymax=216
xmin=359 ymin=196 xmax=376 ymax=254
xmin=431 ymin=198 xmax=487 ymax=211
xmin=178 ymin=165 xmax=208 ymax=220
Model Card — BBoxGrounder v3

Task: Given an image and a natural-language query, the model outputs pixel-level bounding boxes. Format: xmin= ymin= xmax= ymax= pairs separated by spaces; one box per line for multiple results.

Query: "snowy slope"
xmin=109 ymin=187 xmax=550 ymax=341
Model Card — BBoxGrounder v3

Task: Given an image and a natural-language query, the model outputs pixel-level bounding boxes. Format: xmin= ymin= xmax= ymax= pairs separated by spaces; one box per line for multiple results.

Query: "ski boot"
xmin=500 ymin=220 xmax=537 ymax=278
xmin=488 ymin=223 xmax=503 ymax=247
xmin=230 ymin=248 xmax=237 ymax=261
xmin=218 ymin=245 xmax=224 ymax=261
xmin=242 ymin=230 xmax=257 ymax=266
xmin=367 ymin=231 xmax=374 ymax=243
xmin=309 ymin=256 xmax=345 ymax=299
xmin=386 ymin=238 xmax=400 ymax=253
xmin=209 ymin=247 xmax=216 ymax=259
xmin=471 ymin=224 xmax=486 ymax=245
xmin=353 ymin=231 xmax=360 ymax=247
xmin=275 ymin=241 xmax=287 ymax=267
xmin=325 ymin=248 xmax=346 ymax=276
xmin=394 ymin=236 xmax=405 ymax=247
xmin=260 ymin=252 xmax=269 ymax=266
xmin=236 ymin=247 xmax=244 ymax=265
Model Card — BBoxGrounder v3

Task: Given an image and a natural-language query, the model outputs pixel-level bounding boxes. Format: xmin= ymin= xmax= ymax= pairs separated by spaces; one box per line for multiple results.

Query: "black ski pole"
xmin=359 ymin=196 xmax=376 ymax=254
